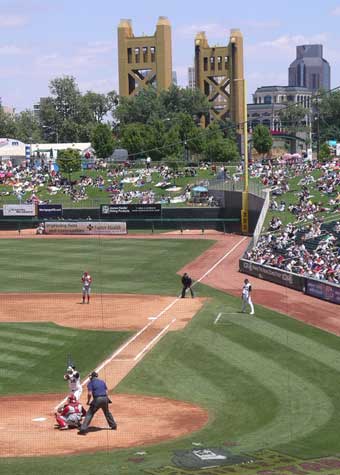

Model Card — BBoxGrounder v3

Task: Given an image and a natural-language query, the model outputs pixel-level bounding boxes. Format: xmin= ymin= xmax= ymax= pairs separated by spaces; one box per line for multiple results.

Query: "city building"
xmin=172 ymin=70 xmax=177 ymax=85
xmin=0 ymin=99 xmax=15 ymax=115
xmin=194 ymin=29 xmax=245 ymax=129
xmin=117 ymin=16 xmax=172 ymax=96
xmin=33 ymin=97 xmax=49 ymax=120
xmin=288 ymin=44 xmax=330 ymax=92
xmin=248 ymin=85 xmax=313 ymax=131
xmin=188 ymin=66 xmax=195 ymax=89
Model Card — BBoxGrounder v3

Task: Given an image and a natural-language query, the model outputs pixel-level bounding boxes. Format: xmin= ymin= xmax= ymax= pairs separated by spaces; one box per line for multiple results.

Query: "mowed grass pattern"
xmin=0 ymin=239 xmax=339 ymax=474
xmin=0 ymin=322 xmax=131 ymax=395
xmin=0 ymin=238 xmax=212 ymax=294
xmin=117 ymin=294 xmax=340 ymax=459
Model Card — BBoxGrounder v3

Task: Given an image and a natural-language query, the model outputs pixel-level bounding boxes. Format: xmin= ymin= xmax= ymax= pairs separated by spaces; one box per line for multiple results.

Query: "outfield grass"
xmin=0 ymin=239 xmax=340 ymax=475
xmin=0 ymin=238 xmax=212 ymax=294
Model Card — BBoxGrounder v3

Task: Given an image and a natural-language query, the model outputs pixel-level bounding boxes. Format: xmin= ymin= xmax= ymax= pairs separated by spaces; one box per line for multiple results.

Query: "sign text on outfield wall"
xmin=3 ymin=204 xmax=36 ymax=216
xmin=100 ymin=204 xmax=161 ymax=219
xmin=37 ymin=204 xmax=62 ymax=219
xmin=44 ymin=221 xmax=127 ymax=235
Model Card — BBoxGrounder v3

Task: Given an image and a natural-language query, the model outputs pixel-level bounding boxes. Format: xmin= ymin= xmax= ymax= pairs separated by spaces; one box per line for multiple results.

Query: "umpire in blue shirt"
xmin=78 ymin=371 xmax=117 ymax=435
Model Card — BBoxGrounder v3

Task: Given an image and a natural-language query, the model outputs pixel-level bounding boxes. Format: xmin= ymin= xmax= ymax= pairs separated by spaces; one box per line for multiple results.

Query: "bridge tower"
xmin=194 ymin=29 xmax=245 ymax=130
xmin=118 ymin=17 xmax=172 ymax=97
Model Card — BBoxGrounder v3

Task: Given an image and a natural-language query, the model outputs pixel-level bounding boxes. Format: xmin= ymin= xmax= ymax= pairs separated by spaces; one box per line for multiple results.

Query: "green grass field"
xmin=0 ymin=238 xmax=340 ymax=475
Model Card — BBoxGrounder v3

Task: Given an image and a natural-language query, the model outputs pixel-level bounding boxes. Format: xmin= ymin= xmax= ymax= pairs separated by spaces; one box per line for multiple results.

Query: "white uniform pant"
xmin=71 ymin=387 xmax=83 ymax=400
xmin=242 ymin=296 xmax=254 ymax=314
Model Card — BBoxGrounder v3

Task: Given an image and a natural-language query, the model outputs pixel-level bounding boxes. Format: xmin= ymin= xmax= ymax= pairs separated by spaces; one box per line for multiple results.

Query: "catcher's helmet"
xmin=68 ymin=394 xmax=77 ymax=403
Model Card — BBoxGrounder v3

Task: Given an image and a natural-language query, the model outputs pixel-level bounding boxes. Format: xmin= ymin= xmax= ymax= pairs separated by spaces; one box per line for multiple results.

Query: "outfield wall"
xmin=239 ymin=258 xmax=340 ymax=305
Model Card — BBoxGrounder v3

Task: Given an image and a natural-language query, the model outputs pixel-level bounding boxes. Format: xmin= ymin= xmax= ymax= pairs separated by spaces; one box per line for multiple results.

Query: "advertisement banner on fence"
xmin=239 ymin=259 xmax=305 ymax=291
xmin=3 ymin=204 xmax=36 ymax=216
xmin=38 ymin=204 xmax=62 ymax=219
xmin=44 ymin=221 xmax=127 ymax=235
xmin=100 ymin=204 xmax=162 ymax=219
xmin=305 ymin=279 xmax=340 ymax=305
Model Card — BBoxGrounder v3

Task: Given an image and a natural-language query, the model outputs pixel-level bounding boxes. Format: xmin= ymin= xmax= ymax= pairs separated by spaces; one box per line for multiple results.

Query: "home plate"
xmin=32 ymin=417 xmax=47 ymax=422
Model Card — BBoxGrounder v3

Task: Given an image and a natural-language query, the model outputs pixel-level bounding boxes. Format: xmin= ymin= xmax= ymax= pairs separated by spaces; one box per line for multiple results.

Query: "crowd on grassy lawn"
xmin=0 ymin=158 xmax=220 ymax=206
xmin=247 ymin=154 xmax=340 ymax=284
xmin=251 ymin=154 xmax=340 ymax=223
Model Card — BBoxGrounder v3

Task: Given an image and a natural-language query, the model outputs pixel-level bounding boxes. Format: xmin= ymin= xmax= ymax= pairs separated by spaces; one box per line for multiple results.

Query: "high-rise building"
xmin=172 ymin=70 xmax=177 ymax=85
xmin=33 ymin=97 xmax=49 ymax=120
xmin=117 ymin=16 xmax=172 ymax=97
xmin=288 ymin=44 xmax=330 ymax=92
xmin=188 ymin=66 xmax=195 ymax=89
xmin=194 ymin=29 xmax=245 ymax=128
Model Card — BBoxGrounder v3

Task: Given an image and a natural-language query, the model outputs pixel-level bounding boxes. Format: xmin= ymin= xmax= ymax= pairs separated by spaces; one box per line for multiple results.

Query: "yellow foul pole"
xmin=241 ymin=79 xmax=249 ymax=234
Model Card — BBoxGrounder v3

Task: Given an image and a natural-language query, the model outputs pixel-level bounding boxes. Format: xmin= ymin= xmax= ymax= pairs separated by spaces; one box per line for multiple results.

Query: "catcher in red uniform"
xmin=55 ymin=394 xmax=87 ymax=430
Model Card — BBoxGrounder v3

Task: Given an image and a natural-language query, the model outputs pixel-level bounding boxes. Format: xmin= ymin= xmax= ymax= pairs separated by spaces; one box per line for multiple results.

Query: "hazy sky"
xmin=0 ymin=0 xmax=339 ymax=111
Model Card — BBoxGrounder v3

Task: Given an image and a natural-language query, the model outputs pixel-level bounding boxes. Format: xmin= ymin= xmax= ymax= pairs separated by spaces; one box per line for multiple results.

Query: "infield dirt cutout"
xmin=0 ymin=293 xmax=209 ymax=457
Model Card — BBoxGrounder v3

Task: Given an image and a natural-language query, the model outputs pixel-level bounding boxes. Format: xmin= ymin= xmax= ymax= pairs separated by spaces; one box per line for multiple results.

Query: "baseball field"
xmin=0 ymin=232 xmax=340 ymax=475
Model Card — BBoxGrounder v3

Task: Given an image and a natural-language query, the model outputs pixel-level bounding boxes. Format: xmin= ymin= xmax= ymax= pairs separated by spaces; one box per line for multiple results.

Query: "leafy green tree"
xmin=316 ymin=90 xmax=340 ymax=142
xmin=92 ymin=124 xmax=115 ymax=158
xmin=49 ymin=76 xmax=81 ymax=122
xmin=187 ymin=127 xmax=205 ymax=155
xmin=0 ymin=106 xmax=17 ymax=138
xmin=58 ymin=119 xmax=80 ymax=143
xmin=82 ymin=92 xmax=110 ymax=123
xmin=278 ymin=104 xmax=309 ymax=135
xmin=116 ymin=87 xmax=160 ymax=125
xmin=319 ymin=143 xmax=331 ymax=160
xmin=163 ymin=126 xmax=182 ymax=159
xmin=252 ymin=124 xmax=273 ymax=157
xmin=39 ymin=97 xmax=59 ymax=142
xmin=57 ymin=148 xmax=81 ymax=176
xmin=14 ymin=110 xmax=42 ymax=143
xmin=159 ymin=85 xmax=210 ymax=119
xmin=203 ymin=123 xmax=240 ymax=162
xmin=120 ymin=123 xmax=149 ymax=157
xmin=115 ymin=85 xmax=210 ymax=126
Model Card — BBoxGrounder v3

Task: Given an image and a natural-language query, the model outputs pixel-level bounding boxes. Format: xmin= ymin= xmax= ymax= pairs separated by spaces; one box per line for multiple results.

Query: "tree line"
xmin=2 ymin=75 xmax=339 ymax=161
xmin=0 ymin=76 xmax=240 ymax=162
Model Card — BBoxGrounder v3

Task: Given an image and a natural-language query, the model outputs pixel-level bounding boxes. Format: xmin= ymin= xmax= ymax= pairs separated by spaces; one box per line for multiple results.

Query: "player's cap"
xmin=90 ymin=371 xmax=98 ymax=379
xmin=67 ymin=366 xmax=74 ymax=373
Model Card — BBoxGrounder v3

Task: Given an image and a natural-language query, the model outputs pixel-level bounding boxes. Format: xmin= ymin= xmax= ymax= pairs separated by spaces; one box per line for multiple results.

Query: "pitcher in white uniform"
xmin=241 ymin=278 xmax=255 ymax=315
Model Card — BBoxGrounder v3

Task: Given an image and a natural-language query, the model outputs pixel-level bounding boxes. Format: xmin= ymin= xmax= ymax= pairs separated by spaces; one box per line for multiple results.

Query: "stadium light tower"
xmin=241 ymin=79 xmax=249 ymax=234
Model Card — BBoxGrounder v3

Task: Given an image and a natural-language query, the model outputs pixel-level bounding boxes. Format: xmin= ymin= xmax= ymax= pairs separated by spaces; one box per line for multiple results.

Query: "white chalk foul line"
xmin=214 ymin=313 xmax=222 ymax=324
xmin=134 ymin=318 xmax=177 ymax=361
xmin=193 ymin=236 xmax=247 ymax=285
xmin=55 ymin=235 xmax=247 ymax=409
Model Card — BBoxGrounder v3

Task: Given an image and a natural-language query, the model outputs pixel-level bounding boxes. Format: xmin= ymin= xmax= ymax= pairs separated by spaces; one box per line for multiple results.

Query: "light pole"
xmin=241 ymin=79 xmax=249 ymax=234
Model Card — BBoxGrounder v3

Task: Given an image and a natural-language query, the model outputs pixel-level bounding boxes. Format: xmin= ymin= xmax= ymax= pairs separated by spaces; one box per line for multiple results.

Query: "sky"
xmin=0 ymin=0 xmax=339 ymax=111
